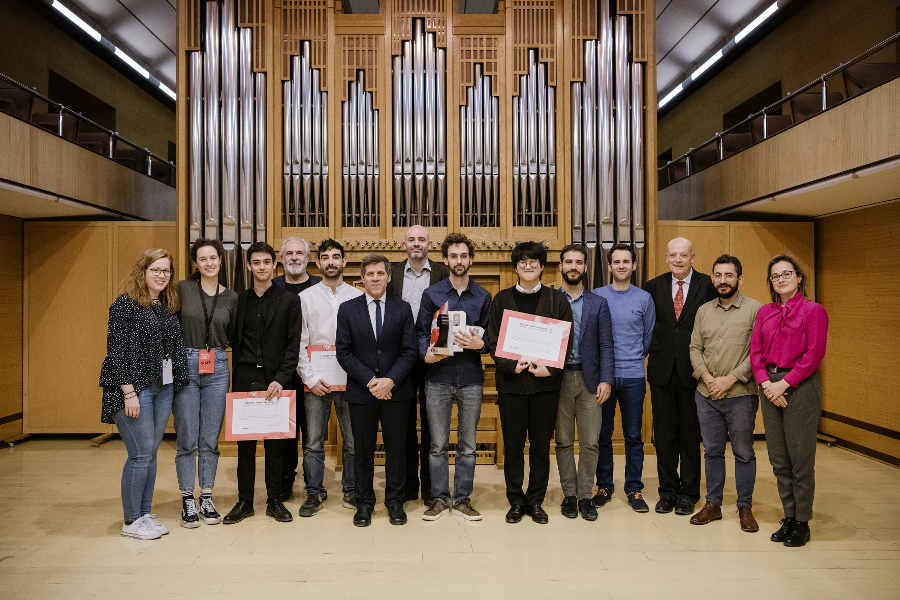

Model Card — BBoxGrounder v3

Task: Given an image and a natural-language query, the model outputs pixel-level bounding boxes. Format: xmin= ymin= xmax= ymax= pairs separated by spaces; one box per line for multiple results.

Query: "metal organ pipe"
xmin=190 ymin=52 xmax=203 ymax=242
xmin=239 ymin=27 xmax=253 ymax=248
xmin=254 ymin=73 xmax=266 ymax=243
xmin=631 ymin=62 xmax=645 ymax=284
xmin=459 ymin=64 xmax=499 ymax=227
xmin=221 ymin=0 xmax=238 ymax=247
xmin=202 ymin=1 xmax=219 ymax=241
xmin=342 ymin=71 xmax=379 ymax=228
xmin=614 ymin=16 xmax=631 ymax=244
xmin=392 ymin=19 xmax=446 ymax=227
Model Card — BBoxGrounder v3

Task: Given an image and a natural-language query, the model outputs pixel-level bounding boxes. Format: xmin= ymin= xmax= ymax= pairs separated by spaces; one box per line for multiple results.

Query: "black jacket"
xmin=99 ymin=294 xmax=188 ymax=423
xmin=386 ymin=259 xmax=450 ymax=301
xmin=644 ymin=271 xmax=717 ymax=387
xmin=335 ymin=294 xmax=418 ymax=405
xmin=229 ymin=285 xmax=301 ymax=389
xmin=485 ymin=285 xmax=573 ymax=395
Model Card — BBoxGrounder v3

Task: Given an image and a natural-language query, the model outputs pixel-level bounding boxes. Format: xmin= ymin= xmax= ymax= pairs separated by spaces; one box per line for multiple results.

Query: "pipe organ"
xmin=179 ymin=0 xmax=654 ymax=285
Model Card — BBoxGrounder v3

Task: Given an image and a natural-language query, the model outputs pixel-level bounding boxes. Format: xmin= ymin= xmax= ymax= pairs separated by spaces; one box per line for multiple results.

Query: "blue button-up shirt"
xmin=415 ymin=278 xmax=492 ymax=386
xmin=563 ymin=288 xmax=584 ymax=366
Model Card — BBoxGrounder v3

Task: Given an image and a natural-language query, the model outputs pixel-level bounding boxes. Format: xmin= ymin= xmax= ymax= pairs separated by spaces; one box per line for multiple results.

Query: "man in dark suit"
xmin=337 ymin=254 xmax=418 ymax=527
xmin=644 ymin=237 xmax=717 ymax=516
xmin=386 ymin=225 xmax=449 ymax=505
xmin=223 ymin=242 xmax=301 ymax=525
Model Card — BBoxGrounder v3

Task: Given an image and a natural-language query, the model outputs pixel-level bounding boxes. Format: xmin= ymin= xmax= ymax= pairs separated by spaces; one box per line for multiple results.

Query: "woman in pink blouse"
xmin=750 ymin=255 xmax=828 ymax=548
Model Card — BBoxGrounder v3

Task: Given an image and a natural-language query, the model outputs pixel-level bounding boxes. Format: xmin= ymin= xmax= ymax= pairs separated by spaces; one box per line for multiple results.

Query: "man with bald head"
xmin=644 ymin=237 xmax=716 ymax=516
xmin=387 ymin=225 xmax=450 ymax=505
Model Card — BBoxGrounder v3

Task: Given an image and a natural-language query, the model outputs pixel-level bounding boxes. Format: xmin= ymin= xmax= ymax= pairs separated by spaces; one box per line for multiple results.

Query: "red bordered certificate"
xmin=495 ymin=309 xmax=572 ymax=369
xmin=303 ymin=345 xmax=347 ymax=392
xmin=224 ymin=390 xmax=297 ymax=441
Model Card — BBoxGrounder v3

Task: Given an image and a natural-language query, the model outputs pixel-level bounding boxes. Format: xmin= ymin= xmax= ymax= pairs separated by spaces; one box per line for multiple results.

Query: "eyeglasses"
xmin=770 ymin=270 xmax=795 ymax=282
xmin=147 ymin=268 xmax=171 ymax=277
xmin=712 ymin=272 xmax=738 ymax=281
xmin=517 ymin=259 xmax=541 ymax=269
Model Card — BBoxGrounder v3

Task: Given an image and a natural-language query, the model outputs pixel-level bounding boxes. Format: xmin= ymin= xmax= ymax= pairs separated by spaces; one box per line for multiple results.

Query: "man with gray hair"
xmin=273 ymin=236 xmax=321 ymax=500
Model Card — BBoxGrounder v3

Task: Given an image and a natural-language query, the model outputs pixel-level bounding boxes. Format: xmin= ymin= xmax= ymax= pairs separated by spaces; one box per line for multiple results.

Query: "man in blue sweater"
xmin=593 ymin=243 xmax=656 ymax=513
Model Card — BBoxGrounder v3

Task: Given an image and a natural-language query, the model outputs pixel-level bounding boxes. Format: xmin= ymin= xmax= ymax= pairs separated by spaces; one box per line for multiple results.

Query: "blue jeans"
xmin=113 ymin=382 xmax=173 ymax=522
xmin=696 ymin=391 xmax=758 ymax=507
xmin=425 ymin=382 xmax=482 ymax=503
xmin=173 ymin=348 xmax=229 ymax=493
xmin=596 ymin=377 xmax=646 ymax=495
xmin=303 ymin=391 xmax=355 ymax=496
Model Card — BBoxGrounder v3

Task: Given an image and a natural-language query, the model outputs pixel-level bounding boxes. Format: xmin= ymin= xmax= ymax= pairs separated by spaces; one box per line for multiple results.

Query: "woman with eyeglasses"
xmin=750 ymin=255 xmax=828 ymax=548
xmin=99 ymin=248 xmax=189 ymax=540
xmin=173 ymin=239 xmax=238 ymax=528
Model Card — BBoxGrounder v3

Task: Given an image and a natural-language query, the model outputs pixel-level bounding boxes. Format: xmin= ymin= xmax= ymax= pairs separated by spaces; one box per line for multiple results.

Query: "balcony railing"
xmin=0 ymin=71 xmax=175 ymax=188
xmin=658 ymin=32 xmax=899 ymax=190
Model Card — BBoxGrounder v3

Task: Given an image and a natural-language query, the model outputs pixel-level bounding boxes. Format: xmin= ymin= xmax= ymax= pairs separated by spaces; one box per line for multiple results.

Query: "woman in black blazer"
xmin=99 ymin=248 xmax=188 ymax=540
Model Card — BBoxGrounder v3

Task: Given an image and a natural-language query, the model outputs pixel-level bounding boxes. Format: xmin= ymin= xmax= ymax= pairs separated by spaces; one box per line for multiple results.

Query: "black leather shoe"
xmin=223 ymin=500 xmax=254 ymax=524
xmin=353 ymin=505 xmax=373 ymax=527
xmin=578 ymin=499 xmax=598 ymax=521
xmin=387 ymin=503 xmax=408 ymax=525
xmin=655 ymin=496 xmax=675 ymax=514
xmin=674 ymin=496 xmax=695 ymax=516
xmin=528 ymin=504 xmax=549 ymax=524
xmin=592 ymin=488 xmax=612 ymax=508
xmin=505 ymin=504 xmax=525 ymax=524
xmin=422 ymin=493 xmax=435 ymax=508
xmin=784 ymin=521 xmax=810 ymax=547
xmin=560 ymin=496 xmax=578 ymax=519
xmin=771 ymin=517 xmax=796 ymax=542
xmin=266 ymin=500 xmax=293 ymax=522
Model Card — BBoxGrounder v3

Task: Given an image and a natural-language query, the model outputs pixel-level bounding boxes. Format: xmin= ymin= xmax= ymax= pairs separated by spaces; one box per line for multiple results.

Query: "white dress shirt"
xmin=365 ymin=292 xmax=388 ymax=341
xmin=671 ymin=268 xmax=694 ymax=301
xmin=297 ymin=281 xmax=363 ymax=386
xmin=514 ymin=281 xmax=542 ymax=294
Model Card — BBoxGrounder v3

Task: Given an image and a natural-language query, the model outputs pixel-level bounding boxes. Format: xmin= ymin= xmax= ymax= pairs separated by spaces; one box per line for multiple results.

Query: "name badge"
xmin=198 ymin=349 xmax=215 ymax=374
xmin=162 ymin=358 xmax=174 ymax=385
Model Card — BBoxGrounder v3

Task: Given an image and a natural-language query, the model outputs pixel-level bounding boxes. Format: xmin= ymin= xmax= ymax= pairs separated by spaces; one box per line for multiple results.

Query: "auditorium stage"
xmin=0 ymin=439 xmax=897 ymax=599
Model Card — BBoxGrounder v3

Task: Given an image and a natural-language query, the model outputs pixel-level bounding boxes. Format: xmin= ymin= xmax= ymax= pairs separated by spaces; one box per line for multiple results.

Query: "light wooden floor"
xmin=0 ymin=438 xmax=898 ymax=599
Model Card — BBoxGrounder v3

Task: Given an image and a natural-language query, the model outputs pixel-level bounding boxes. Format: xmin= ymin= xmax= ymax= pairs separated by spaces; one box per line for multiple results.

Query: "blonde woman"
xmin=99 ymin=249 xmax=188 ymax=540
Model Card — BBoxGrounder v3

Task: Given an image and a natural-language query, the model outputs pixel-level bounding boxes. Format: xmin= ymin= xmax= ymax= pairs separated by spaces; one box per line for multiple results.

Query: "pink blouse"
xmin=750 ymin=293 xmax=829 ymax=387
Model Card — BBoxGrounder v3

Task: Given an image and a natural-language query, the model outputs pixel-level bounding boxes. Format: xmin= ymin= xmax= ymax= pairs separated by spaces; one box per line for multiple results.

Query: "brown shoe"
xmin=738 ymin=506 xmax=759 ymax=532
xmin=689 ymin=503 xmax=722 ymax=525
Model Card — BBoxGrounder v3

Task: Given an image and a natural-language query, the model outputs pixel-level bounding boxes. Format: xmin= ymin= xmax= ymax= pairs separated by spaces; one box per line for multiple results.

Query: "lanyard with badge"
xmin=153 ymin=301 xmax=175 ymax=385
xmin=197 ymin=280 xmax=220 ymax=374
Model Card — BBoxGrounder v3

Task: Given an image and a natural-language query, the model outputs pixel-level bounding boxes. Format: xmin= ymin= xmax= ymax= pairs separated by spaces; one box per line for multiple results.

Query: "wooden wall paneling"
xmin=267 ymin=0 xmax=280 ymax=247
xmin=0 ymin=216 xmax=23 ymax=440
xmin=176 ymin=0 xmax=190 ymax=274
xmin=24 ymin=223 xmax=111 ymax=433
xmin=643 ymin=0 xmax=657 ymax=274
xmin=616 ymin=0 xmax=648 ymax=63
xmin=112 ymin=223 xmax=178 ymax=289
xmin=816 ymin=203 xmax=900 ymax=461
xmin=729 ymin=222 xmax=815 ymax=304
xmin=238 ymin=0 xmax=269 ymax=72
xmin=653 ymin=220 xmax=730 ymax=277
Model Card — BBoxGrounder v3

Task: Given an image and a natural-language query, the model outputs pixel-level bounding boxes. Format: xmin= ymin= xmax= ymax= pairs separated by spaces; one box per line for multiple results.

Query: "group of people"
xmin=99 ymin=229 xmax=827 ymax=549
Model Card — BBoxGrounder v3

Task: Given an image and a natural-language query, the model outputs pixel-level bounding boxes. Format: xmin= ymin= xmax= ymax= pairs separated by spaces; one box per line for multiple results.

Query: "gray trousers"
xmin=555 ymin=369 xmax=603 ymax=499
xmin=761 ymin=370 xmax=822 ymax=522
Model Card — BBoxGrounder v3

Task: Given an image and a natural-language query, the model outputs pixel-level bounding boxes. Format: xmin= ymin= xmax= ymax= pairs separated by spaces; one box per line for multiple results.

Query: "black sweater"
xmin=485 ymin=285 xmax=573 ymax=395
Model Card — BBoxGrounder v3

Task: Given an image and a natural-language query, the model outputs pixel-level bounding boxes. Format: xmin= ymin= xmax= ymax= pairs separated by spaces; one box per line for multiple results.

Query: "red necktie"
xmin=674 ymin=280 xmax=685 ymax=320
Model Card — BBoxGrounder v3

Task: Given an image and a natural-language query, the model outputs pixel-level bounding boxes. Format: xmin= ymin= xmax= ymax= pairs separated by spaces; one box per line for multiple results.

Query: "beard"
xmin=563 ymin=270 xmax=584 ymax=285
xmin=451 ymin=263 xmax=470 ymax=276
xmin=284 ymin=261 xmax=307 ymax=277
xmin=717 ymin=283 xmax=738 ymax=299
xmin=322 ymin=265 xmax=344 ymax=279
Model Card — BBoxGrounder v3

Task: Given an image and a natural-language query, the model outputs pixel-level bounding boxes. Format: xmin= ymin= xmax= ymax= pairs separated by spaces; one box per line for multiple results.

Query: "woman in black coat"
xmin=99 ymin=248 xmax=188 ymax=540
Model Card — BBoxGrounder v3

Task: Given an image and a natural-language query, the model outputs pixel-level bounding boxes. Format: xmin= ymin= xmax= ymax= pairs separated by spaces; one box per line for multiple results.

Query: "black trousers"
xmin=650 ymin=371 xmax=701 ymax=503
xmin=405 ymin=364 xmax=431 ymax=498
xmin=281 ymin=372 xmax=307 ymax=492
xmin=498 ymin=390 xmax=559 ymax=506
xmin=350 ymin=397 xmax=409 ymax=508
xmin=233 ymin=365 xmax=289 ymax=504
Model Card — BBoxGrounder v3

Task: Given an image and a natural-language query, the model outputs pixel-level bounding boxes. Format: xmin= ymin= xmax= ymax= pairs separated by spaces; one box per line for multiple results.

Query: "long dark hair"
xmin=189 ymin=238 xmax=226 ymax=281
xmin=766 ymin=254 xmax=806 ymax=303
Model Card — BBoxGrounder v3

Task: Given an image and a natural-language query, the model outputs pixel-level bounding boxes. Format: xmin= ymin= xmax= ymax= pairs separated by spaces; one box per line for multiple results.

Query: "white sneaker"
xmin=144 ymin=514 xmax=169 ymax=535
xmin=121 ymin=516 xmax=162 ymax=540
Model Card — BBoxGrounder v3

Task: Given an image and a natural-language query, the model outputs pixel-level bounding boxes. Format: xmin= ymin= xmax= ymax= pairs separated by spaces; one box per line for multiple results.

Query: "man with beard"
xmin=296 ymin=239 xmax=362 ymax=517
xmin=387 ymin=225 xmax=449 ymax=505
xmin=554 ymin=244 xmax=614 ymax=521
xmin=644 ymin=237 xmax=716 ymax=516
xmin=416 ymin=234 xmax=492 ymax=521
xmin=688 ymin=254 xmax=762 ymax=532
xmin=273 ymin=237 xmax=321 ymax=499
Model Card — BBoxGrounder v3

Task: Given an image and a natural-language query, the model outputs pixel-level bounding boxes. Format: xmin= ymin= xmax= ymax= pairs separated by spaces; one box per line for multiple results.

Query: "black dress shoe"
xmin=353 ymin=505 xmax=373 ymax=527
xmin=266 ymin=500 xmax=293 ymax=522
xmin=578 ymin=499 xmax=598 ymax=521
xmin=505 ymin=504 xmax=525 ymax=524
xmin=784 ymin=521 xmax=810 ymax=547
xmin=771 ymin=517 xmax=796 ymax=542
xmin=674 ymin=496 xmax=695 ymax=516
xmin=528 ymin=504 xmax=549 ymax=524
xmin=560 ymin=496 xmax=578 ymax=519
xmin=223 ymin=500 xmax=254 ymax=524
xmin=654 ymin=497 xmax=675 ymax=514
xmin=387 ymin=503 xmax=408 ymax=525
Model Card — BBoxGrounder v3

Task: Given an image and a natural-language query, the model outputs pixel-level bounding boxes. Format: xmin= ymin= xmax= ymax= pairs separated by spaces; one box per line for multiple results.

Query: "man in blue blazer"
xmin=555 ymin=244 xmax=614 ymax=521
xmin=336 ymin=254 xmax=418 ymax=527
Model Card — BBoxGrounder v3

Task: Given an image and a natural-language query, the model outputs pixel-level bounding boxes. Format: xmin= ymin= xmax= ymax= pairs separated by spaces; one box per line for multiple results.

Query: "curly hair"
xmin=120 ymin=248 xmax=179 ymax=311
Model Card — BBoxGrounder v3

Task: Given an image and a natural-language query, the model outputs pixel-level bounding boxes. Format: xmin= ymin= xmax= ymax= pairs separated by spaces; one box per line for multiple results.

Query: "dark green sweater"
xmin=486 ymin=285 xmax=573 ymax=395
